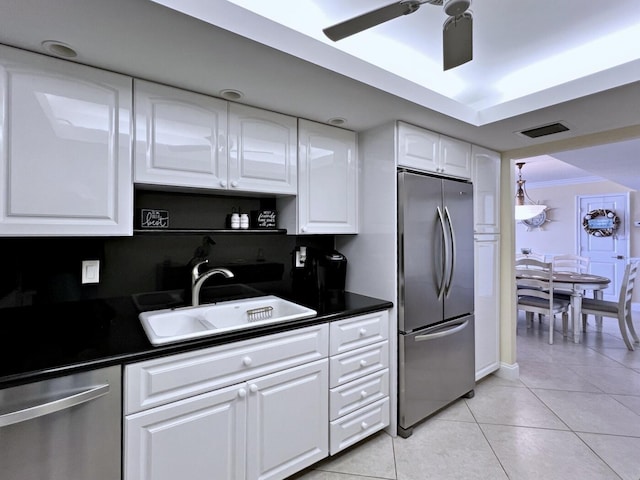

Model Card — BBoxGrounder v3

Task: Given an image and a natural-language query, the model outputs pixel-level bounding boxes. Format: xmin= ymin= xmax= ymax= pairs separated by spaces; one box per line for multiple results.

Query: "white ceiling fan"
xmin=323 ymin=0 xmax=473 ymax=70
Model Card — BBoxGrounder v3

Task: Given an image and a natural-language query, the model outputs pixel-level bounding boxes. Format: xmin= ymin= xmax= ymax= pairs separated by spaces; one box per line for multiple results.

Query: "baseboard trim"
xmin=496 ymin=362 xmax=520 ymax=381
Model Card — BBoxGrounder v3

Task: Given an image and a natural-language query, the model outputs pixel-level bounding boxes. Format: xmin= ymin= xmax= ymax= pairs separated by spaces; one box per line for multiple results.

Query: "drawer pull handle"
xmin=249 ymin=384 xmax=259 ymax=393
xmin=242 ymin=356 xmax=253 ymax=366
xmin=238 ymin=388 xmax=247 ymax=398
xmin=360 ymin=390 xmax=368 ymax=398
xmin=361 ymin=421 xmax=368 ymax=430
xmin=359 ymin=328 xmax=367 ymax=336
xmin=360 ymin=360 xmax=367 ymax=368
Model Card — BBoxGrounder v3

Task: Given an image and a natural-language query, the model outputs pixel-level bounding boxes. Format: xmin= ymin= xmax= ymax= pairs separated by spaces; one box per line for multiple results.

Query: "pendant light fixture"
xmin=514 ymin=162 xmax=546 ymax=220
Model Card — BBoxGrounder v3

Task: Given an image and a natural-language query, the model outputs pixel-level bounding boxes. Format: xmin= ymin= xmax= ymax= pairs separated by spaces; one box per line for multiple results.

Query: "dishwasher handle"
xmin=0 ymin=383 xmax=110 ymax=427
xmin=414 ymin=318 xmax=469 ymax=342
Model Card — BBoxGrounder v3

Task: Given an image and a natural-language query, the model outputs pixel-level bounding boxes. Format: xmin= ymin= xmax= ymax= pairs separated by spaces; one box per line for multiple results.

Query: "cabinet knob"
xmin=359 ymin=328 xmax=367 ymax=336
xmin=249 ymin=384 xmax=259 ymax=393
xmin=360 ymin=390 xmax=368 ymax=399
xmin=231 ymin=180 xmax=239 ymax=188
xmin=238 ymin=388 xmax=247 ymax=398
xmin=301 ymin=227 xmax=306 ymax=233
xmin=242 ymin=356 xmax=252 ymax=366
xmin=359 ymin=359 xmax=367 ymax=368
xmin=220 ymin=180 xmax=227 ymax=188
xmin=361 ymin=421 xmax=368 ymax=430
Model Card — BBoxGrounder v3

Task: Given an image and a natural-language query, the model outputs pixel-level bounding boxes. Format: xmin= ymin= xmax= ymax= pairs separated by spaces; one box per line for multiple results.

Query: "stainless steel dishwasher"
xmin=0 ymin=364 xmax=121 ymax=480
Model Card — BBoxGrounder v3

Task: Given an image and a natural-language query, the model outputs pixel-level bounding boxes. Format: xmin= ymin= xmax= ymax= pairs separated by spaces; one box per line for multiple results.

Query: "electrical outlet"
xmin=82 ymin=260 xmax=100 ymax=284
xmin=295 ymin=246 xmax=307 ymax=267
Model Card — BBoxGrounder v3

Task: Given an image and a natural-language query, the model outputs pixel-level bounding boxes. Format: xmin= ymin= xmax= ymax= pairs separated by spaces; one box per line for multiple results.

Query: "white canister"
xmin=231 ymin=213 xmax=240 ymax=229
xmin=240 ymin=213 xmax=249 ymax=229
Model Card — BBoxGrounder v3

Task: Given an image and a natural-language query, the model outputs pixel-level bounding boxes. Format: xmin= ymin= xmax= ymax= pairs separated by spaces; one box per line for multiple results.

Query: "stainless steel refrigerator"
xmin=397 ymin=170 xmax=475 ymax=438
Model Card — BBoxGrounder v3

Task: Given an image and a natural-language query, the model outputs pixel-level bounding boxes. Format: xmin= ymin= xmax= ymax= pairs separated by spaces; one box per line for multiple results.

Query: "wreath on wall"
xmin=582 ymin=209 xmax=620 ymax=237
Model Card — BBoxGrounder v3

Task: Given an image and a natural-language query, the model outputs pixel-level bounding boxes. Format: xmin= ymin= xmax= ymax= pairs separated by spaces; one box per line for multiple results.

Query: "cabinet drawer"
xmin=329 ymin=341 xmax=389 ymax=388
xmin=329 ymin=369 xmax=389 ymax=421
xmin=125 ymin=324 xmax=328 ymax=414
xmin=329 ymin=397 xmax=390 ymax=455
xmin=330 ymin=311 xmax=389 ymax=356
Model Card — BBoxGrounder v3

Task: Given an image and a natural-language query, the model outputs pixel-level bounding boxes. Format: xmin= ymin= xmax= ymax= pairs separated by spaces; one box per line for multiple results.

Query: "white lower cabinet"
xmin=328 ymin=311 xmax=390 ymax=454
xmin=125 ymin=382 xmax=247 ymax=480
xmin=124 ymin=324 xmax=328 ymax=480
xmin=124 ymin=312 xmax=392 ymax=479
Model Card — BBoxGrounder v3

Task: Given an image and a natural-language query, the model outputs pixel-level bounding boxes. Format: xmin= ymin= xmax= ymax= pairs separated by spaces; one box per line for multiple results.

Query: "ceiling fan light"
xmin=444 ymin=0 xmax=471 ymax=17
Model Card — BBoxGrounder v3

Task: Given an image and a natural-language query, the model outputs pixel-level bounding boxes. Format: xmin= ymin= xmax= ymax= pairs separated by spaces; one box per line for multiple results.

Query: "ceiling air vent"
xmin=518 ymin=122 xmax=570 ymax=139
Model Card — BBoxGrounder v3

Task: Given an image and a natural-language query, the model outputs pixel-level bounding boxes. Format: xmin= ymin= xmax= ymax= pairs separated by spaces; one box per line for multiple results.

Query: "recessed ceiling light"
xmin=41 ymin=40 xmax=78 ymax=58
xmin=219 ymin=89 xmax=244 ymax=101
xmin=327 ymin=117 xmax=347 ymax=126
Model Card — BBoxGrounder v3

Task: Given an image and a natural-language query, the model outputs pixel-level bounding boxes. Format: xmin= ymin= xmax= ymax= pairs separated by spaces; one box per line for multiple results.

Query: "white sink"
xmin=139 ymin=295 xmax=317 ymax=346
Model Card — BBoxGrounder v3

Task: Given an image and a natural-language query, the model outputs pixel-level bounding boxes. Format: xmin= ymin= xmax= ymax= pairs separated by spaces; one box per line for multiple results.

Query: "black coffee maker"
xmin=291 ymin=247 xmax=347 ymax=300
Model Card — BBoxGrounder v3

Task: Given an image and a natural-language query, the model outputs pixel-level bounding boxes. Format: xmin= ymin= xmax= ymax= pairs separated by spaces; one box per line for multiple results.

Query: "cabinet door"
xmin=396 ymin=121 xmax=439 ymax=173
xmin=247 ymin=359 xmax=328 ymax=480
xmin=0 ymin=45 xmax=132 ymax=236
xmin=471 ymin=145 xmax=501 ymax=234
xmin=125 ymin=383 xmax=247 ymax=480
xmin=134 ymin=79 xmax=228 ymax=190
xmin=228 ymin=104 xmax=297 ymax=195
xmin=439 ymin=135 xmax=471 ymax=179
xmin=474 ymin=234 xmax=500 ymax=380
xmin=297 ymin=119 xmax=358 ymax=234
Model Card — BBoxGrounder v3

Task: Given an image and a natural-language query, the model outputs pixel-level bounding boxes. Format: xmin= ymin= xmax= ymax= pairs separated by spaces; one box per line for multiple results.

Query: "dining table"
xmin=516 ymin=270 xmax=611 ymax=343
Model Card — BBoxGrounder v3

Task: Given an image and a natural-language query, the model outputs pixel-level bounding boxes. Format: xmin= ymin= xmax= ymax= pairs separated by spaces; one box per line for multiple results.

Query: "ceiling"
xmin=1 ymin=0 xmax=639 ymax=187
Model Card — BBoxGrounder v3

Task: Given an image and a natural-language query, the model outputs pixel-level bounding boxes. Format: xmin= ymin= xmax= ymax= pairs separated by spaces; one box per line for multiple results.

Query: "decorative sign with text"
xmin=140 ymin=209 xmax=169 ymax=229
xmin=252 ymin=210 xmax=277 ymax=229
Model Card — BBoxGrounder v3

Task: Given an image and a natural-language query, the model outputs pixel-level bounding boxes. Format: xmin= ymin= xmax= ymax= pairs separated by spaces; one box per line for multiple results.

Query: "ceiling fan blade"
xmin=323 ymin=1 xmax=421 ymax=42
xmin=443 ymin=12 xmax=473 ymax=70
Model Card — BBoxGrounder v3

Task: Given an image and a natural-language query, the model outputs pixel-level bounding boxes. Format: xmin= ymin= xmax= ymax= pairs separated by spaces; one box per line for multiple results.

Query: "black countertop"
xmin=0 ymin=287 xmax=392 ymax=389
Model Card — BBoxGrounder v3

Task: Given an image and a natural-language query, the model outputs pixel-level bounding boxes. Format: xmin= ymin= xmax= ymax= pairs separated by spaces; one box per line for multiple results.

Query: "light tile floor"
xmin=289 ymin=311 xmax=640 ymax=480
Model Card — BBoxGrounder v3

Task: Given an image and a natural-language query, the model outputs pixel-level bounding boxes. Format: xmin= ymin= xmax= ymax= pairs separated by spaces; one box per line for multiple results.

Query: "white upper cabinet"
xmin=0 ymin=45 xmax=133 ymax=236
xmin=439 ymin=134 xmax=472 ymax=179
xmin=293 ymin=119 xmax=358 ymax=234
xmin=397 ymin=122 xmax=439 ymax=172
xmin=471 ymin=145 xmax=501 ymax=234
xmin=228 ymin=103 xmax=297 ymax=195
xmin=397 ymin=121 xmax=471 ymax=179
xmin=134 ymin=79 xmax=228 ymax=190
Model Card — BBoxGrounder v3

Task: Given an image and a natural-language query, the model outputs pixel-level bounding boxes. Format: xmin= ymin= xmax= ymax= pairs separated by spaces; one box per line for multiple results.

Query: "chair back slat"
xmin=552 ymin=254 xmax=590 ymax=274
xmin=620 ymin=262 xmax=638 ymax=319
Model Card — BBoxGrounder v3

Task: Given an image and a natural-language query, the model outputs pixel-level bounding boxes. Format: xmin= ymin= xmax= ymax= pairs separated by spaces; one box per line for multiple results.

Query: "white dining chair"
xmin=552 ymin=254 xmax=590 ymax=274
xmin=579 ymin=262 xmax=639 ymax=351
xmin=515 ymin=258 xmax=571 ymax=345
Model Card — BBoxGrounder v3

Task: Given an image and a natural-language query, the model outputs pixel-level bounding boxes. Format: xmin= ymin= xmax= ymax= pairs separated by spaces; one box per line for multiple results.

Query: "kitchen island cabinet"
xmin=0 ymin=44 xmax=132 ymax=236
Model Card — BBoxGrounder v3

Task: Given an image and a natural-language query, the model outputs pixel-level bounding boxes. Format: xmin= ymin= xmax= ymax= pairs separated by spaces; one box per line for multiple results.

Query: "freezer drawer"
xmin=398 ymin=315 xmax=475 ymax=436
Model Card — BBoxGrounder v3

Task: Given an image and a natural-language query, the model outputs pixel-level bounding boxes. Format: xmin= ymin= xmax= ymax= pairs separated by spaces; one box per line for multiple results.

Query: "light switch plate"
xmin=82 ymin=260 xmax=100 ymax=284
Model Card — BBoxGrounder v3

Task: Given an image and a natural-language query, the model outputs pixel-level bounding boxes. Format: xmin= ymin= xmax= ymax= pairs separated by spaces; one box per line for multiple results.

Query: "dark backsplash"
xmin=0 ymin=190 xmax=335 ymax=309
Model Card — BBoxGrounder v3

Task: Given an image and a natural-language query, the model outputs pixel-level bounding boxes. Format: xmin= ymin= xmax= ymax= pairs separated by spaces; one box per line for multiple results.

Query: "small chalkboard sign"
xmin=139 ymin=209 xmax=169 ymax=229
xmin=251 ymin=210 xmax=277 ymax=229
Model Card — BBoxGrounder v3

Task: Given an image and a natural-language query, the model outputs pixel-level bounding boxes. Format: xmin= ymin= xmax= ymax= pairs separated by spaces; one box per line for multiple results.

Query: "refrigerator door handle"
xmin=414 ymin=318 xmax=469 ymax=342
xmin=443 ymin=206 xmax=456 ymax=296
xmin=436 ymin=206 xmax=449 ymax=300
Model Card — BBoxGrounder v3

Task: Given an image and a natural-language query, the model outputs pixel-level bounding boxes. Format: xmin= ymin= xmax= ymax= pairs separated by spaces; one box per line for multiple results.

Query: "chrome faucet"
xmin=191 ymin=260 xmax=234 ymax=307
